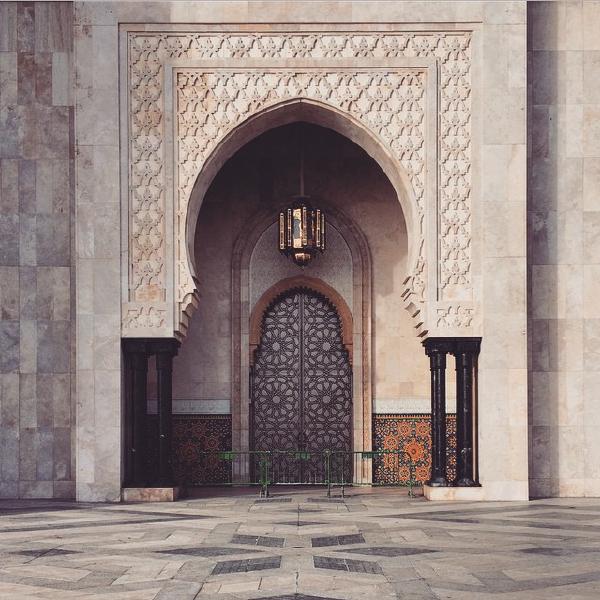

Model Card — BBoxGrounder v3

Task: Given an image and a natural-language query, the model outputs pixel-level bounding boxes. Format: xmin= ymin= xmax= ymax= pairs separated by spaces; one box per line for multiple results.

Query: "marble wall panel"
xmin=528 ymin=0 xmax=600 ymax=497
xmin=72 ymin=1 xmax=121 ymax=502
xmin=0 ymin=2 xmax=74 ymax=499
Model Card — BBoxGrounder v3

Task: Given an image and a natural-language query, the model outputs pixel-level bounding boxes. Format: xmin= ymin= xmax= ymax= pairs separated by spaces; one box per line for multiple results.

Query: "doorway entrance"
xmin=251 ymin=288 xmax=352 ymax=483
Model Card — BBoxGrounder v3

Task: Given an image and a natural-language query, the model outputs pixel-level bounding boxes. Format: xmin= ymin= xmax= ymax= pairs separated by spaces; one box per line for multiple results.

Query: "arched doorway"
xmin=171 ymin=122 xmax=419 ymax=487
xmin=251 ymin=287 xmax=352 ymax=483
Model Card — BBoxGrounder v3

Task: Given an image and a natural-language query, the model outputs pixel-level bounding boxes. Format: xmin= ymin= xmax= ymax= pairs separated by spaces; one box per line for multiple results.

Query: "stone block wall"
xmin=528 ymin=0 xmax=600 ymax=496
xmin=0 ymin=2 xmax=74 ymax=498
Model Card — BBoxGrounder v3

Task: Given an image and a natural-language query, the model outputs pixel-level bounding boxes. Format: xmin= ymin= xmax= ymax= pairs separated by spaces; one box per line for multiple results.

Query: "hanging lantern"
xmin=279 ymin=196 xmax=326 ymax=267
xmin=278 ymin=127 xmax=326 ymax=267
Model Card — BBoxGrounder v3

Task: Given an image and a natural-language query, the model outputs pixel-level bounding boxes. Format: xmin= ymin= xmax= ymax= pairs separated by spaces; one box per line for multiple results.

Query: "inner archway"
xmin=180 ymin=98 xmax=426 ymax=335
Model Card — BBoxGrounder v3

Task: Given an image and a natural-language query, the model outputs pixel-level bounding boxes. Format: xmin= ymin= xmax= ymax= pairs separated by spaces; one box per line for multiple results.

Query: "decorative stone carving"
xmin=436 ymin=306 xmax=474 ymax=329
xmin=176 ymin=68 xmax=426 ymax=320
xmin=123 ymin=306 xmax=167 ymax=330
xmin=124 ymin=31 xmax=473 ymax=336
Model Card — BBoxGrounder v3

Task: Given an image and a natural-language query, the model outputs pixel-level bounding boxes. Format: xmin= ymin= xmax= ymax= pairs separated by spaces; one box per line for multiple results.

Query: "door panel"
xmin=251 ymin=288 xmax=352 ymax=483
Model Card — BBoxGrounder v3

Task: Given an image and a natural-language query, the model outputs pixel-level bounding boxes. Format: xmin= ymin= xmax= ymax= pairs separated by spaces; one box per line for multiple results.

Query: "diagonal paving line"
xmin=0 ymin=514 xmax=217 ymax=534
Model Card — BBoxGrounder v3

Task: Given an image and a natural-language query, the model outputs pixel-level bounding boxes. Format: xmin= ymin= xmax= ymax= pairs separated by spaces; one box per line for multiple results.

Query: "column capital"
xmin=122 ymin=338 xmax=181 ymax=357
xmin=422 ymin=336 xmax=482 ymax=356
xmin=149 ymin=338 xmax=181 ymax=357
xmin=422 ymin=337 xmax=456 ymax=356
xmin=453 ymin=337 xmax=482 ymax=355
xmin=122 ymin=338 xmax=151 ymax=355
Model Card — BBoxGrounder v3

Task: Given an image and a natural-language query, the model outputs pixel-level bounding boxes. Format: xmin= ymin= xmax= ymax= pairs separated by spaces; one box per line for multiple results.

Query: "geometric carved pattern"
xmin=252 ymin=289 xmax=352 ymax=482
xmin=126 ymin=31 xmax=473 ymax=334
xmin=373 ymin=414 xmax=456 ymax=484
xmin=252 ymin=292 xmax=301 ymax=456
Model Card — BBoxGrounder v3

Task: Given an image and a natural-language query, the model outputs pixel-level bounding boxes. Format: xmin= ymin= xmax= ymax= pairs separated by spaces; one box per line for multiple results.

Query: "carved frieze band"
xmin=125 ymin=31 xmax=473 ymax=335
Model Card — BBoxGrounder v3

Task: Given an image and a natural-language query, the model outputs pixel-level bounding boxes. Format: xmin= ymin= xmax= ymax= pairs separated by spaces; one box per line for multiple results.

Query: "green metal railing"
xmin=192 ymin=449 xmax=417 ymax=498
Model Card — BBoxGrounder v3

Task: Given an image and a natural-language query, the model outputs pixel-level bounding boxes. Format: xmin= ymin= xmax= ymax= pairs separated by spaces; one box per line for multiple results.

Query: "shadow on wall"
xmin=527 ymin=1 xmax=564 ymax=498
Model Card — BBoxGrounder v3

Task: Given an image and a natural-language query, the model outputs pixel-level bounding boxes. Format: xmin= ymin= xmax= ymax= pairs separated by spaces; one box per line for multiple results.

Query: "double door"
xmin=251 ymin=289 xmax=352 ymax=483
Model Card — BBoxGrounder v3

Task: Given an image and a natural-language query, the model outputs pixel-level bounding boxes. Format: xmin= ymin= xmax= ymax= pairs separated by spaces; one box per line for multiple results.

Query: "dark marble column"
xmin=153 ymin=339 xmax=180 ymax=487
xmin=423 ymin=339 xmax=453 ymax=487
xmin=454 ymin=338 xmax=481 ymax=487
xmin=122 ymin=340 xmax=149 ymax=486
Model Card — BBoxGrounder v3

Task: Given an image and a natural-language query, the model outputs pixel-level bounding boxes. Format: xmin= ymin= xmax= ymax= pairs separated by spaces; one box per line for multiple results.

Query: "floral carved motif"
xmin=126 ymin=31 xmax=473 ymax=334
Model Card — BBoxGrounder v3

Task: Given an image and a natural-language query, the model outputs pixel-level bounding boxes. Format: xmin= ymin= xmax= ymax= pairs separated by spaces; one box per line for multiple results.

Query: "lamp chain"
xmin=299 ymin=127 xmax=305 ymax=196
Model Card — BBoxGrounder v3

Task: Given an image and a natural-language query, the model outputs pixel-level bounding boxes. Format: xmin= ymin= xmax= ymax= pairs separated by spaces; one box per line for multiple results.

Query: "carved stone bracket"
xmin=123 ymin=30 xmax=474 ymax=338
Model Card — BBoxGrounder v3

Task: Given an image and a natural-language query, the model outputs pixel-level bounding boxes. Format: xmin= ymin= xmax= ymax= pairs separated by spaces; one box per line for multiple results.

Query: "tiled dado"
xmin=147 ymin=414 xmax=455 ymax=486
xmin=147 ymin=415 xmax=232 ymax=485
xmin=372 ymin=414 xmax=457 ymax=485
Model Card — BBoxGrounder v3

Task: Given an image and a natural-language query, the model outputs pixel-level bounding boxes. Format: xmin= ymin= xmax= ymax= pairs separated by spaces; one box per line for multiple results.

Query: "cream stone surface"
xmin=122 ymin=487 xmax=180 ymax=502
xmin=423 ymin=485 xmax=485 ymax=502
xmin=528 ymin=0 xmax=600 ymax=498
xmin=249 ymin=224 xmax=353 ymax=314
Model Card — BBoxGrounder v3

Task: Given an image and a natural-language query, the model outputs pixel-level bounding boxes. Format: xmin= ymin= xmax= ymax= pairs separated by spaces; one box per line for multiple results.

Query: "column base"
xmin=424 ymin=484 xmax=484 ymax=502
xmin=427 ymin=477 xmax=448 ymax=487
xmin=122 ymin=487 xmax=180 ymax=502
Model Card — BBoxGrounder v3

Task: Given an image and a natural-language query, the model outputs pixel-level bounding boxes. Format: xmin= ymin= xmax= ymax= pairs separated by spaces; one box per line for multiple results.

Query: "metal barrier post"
xmin=341 ymin=452 xmax=346 ymax=498
xmin=325 ymin=450 xmax=331 ymax=498
xmin=259 ymin=452 xmax=270 ymax=498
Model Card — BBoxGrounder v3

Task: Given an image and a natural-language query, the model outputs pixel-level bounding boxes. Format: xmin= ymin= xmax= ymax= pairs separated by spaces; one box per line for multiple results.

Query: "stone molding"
xmin=123 ymin=28 xmax=476 ymax=338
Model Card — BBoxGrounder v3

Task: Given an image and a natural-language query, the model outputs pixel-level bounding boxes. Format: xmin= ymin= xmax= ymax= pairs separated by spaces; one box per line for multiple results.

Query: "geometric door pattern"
xmin=251 ymin=288 xmax=352 ymax=482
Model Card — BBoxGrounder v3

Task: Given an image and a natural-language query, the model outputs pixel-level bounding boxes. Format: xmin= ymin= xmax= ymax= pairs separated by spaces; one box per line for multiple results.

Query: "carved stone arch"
xmin=249 ymin=276 xmax=354 ymax=366
xmin=180 ymin=97 xmax=425 ymax=336
xmin=125 ymin=30 xmax=477 ymax=341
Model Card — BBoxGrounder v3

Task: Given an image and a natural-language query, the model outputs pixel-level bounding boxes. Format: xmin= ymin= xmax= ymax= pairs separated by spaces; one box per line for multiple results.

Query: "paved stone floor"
xmin=1 ymin=487 xmax=600 ymax=599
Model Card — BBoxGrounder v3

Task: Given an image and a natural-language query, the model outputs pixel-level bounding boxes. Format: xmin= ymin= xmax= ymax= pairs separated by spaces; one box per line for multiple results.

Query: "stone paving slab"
xmin=1 ymin=490 xmax=600 ymax=598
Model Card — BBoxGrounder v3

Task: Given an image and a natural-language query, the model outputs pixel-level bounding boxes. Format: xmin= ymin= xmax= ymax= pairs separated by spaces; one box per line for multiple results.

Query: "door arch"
xmin=251 ymin=287 xmax=352 ymax=483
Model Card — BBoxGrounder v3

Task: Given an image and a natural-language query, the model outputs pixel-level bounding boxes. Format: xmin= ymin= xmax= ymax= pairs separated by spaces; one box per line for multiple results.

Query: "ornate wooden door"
xmin=251 ymin=288 xmax=352 ymax=483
